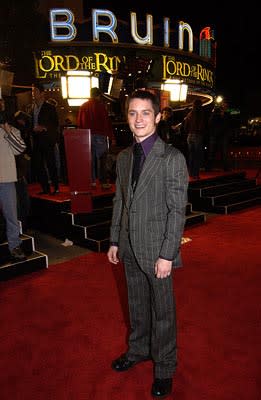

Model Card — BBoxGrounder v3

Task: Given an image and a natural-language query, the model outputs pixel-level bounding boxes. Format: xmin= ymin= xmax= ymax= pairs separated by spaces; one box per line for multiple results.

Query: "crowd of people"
xmin=0 ymin=83 xmax=121 ymax=262
xmin=0 ymin=82 xmax=62 ymax=262
xmin=158 ymin=99 xmax=233 ymax=179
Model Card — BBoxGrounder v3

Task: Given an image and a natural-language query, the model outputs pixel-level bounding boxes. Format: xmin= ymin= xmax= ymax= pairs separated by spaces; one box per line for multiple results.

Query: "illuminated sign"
xmin=34 ymin=49 xmax=214 ymax=89
xmin=49 ymin=8 xmax=214 ymax=58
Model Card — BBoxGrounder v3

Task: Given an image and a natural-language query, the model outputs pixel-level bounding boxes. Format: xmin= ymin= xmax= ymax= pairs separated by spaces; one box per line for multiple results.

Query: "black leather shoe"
xmin=112 ymin=353 xmax=150 ymax=372
xmin=51 ymin=189 xmax=60 ymax=195
xmin=10 ymin=246 xmax=26 ymax=263
xmin=151 ymin=378 xmax=172 ymax=398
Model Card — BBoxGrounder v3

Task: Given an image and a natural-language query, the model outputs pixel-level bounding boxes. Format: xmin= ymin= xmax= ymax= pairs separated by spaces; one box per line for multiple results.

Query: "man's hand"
xmin=154 ymin=258 xmax=172 ymax=279
xmin=1 ymin=122 xmax=12 ymax=134
xmin=107 ymin=245 xmax=120 ymax=264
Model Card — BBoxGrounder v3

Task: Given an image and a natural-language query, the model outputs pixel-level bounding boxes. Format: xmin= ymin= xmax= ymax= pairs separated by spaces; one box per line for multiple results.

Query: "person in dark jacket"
xmin=184 ymin=99 xmax=206 ymax=179
xmin=206 ymin=103 xmax=231 ymax=171
xmin=157 ymin=107 xmax=175 ymax=144
xmin=31 ymin=82 xmax=60 ymax=194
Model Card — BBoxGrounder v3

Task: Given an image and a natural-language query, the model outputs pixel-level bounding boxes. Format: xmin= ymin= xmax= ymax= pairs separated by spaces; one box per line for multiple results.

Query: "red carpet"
xmin=0 ymin=207 xmax=260 ymax=400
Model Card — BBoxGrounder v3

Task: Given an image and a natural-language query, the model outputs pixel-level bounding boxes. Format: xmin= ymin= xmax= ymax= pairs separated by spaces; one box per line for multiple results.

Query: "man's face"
xmin=162 ymin=110 xmax=171 ymax=120
xmin=127 ymin=98 xmax=161 ymax=141
xmin=0 ymin=99 xmax=5 ymax=111
xmin=32 ymin=86 xmax=44 ymax=103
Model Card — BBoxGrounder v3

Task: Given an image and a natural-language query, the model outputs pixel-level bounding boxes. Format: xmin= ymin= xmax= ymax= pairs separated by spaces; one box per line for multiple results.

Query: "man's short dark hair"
xmin=91 ymin=87 xmax=102 ymax=98
xmin=126 ymin=89 xmax=160 ymax=116
xmin=161 ymin=106 xmax=173 ymax=114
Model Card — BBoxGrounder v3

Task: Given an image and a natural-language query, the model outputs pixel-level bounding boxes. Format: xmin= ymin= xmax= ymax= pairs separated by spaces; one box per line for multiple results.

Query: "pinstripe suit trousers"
xmin=123 ymin=239 xmax=177 ymax=379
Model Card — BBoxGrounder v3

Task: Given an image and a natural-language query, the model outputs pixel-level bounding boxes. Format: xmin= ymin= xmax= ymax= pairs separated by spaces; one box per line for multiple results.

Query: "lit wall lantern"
xmin=215 ymin=95 xmax=223 ymax=105
xmin=61 ymin=71 xmax=99 ymax=106
xmin=161 ymin=79 xmax=188 ymax=102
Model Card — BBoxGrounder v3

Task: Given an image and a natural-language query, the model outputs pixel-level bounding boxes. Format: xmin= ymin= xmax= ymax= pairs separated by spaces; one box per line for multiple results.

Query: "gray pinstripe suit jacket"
xmin=110 ymin=136 xmax=189 ymax=269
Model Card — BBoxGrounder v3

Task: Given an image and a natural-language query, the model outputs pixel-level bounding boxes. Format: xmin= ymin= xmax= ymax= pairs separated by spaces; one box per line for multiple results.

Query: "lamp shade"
xmin=61 ymin=71 xmax=99 ymax=106
xmin=161 ymin=79 xmax=188 ymax=102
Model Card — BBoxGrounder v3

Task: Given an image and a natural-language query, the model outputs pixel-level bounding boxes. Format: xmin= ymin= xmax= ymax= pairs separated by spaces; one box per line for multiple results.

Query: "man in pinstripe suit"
xmin=107 ymin=90 xmax=188 ymax=398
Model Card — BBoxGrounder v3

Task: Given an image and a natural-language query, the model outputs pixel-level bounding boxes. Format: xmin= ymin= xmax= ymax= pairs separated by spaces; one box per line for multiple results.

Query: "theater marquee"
xmin=33 ymin=8 xmax=216 ymax=95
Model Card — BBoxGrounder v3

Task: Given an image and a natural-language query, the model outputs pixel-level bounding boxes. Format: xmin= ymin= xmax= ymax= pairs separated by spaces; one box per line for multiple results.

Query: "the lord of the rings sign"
xmin=34 ymin=8 xmax=216 ymax=93
xmin=34 ymin=48 xmax=214 ymax=90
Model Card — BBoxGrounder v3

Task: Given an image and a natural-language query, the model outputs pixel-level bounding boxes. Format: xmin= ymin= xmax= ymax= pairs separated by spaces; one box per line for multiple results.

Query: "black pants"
xmin=123 ymin=240 xmax=177 ymax=379
xmin=32 ymin=137 xmax=59 ymax=192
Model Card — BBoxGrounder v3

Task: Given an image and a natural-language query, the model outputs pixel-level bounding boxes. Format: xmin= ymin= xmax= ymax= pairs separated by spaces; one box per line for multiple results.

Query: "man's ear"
xmin=155 ymin=112 xmax=161 ymax=124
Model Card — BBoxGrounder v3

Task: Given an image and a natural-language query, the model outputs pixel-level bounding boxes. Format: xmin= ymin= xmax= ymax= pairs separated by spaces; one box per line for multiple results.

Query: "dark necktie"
xmin=132 ymin=142 xmax=144 ymax=188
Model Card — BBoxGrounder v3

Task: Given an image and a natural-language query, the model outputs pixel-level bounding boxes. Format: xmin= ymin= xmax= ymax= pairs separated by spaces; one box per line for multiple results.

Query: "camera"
xmin=0 ymin=111 xmax=7 ymax=124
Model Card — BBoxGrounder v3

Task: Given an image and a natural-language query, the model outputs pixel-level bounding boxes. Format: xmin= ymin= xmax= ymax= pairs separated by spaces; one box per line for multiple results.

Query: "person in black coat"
xmin=157 ymin=107 xmax=175 ymax=144
xmin=31 ymin=82 xmax=60 ymax=194
xmin=206 ymin=103 xmax=232 ymax=171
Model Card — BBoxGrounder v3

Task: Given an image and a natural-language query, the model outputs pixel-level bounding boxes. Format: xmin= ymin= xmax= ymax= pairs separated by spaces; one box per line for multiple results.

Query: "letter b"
xmin=50 ymin=8 xmax=77 ymax=42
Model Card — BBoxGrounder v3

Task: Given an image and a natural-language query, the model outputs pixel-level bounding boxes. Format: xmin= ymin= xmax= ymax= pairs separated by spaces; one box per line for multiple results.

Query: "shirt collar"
xmin=133 ymin=132 xmax=158 ymax=157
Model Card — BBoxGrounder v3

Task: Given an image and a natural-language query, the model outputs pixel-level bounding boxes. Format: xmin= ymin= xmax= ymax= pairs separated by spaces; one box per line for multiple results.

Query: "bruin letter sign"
xmin=49 ymin=8 xmax=214 ymax=57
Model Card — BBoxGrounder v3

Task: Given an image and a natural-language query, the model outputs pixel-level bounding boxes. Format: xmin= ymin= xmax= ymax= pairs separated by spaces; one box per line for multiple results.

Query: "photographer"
xmin=0 ymin=98 xmax=27 ymax=262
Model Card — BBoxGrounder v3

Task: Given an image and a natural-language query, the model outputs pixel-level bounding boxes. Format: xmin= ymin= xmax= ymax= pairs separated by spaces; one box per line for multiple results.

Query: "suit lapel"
xmin=120 ymin=147 xmax=133 ymax=207
xmin=132 ymin=138 xmax=166 ymax=202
